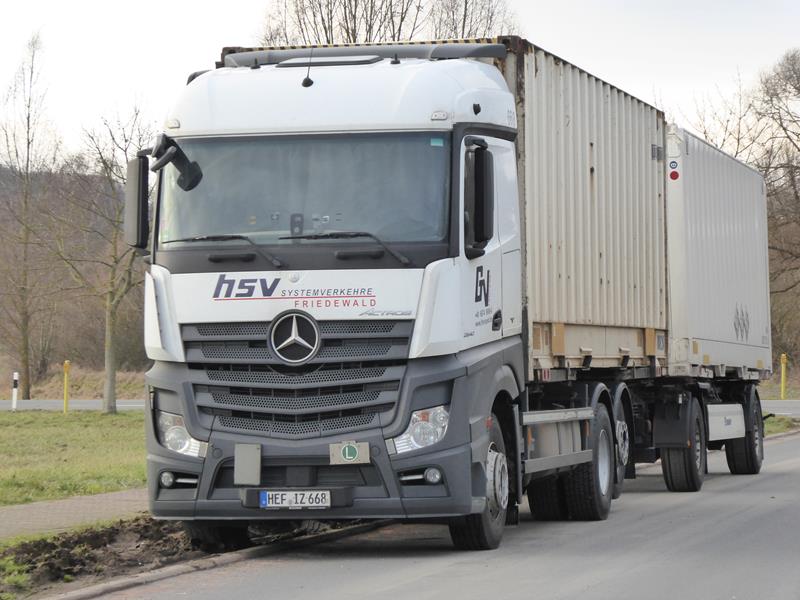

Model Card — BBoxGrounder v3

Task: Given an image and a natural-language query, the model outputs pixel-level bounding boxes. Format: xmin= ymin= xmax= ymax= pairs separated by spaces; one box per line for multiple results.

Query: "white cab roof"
xmin=165 ymin=57 xmax=515 ymax=137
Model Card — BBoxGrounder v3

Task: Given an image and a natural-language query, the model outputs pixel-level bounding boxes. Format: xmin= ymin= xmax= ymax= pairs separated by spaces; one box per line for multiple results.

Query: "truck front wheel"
xmin=562 ymin=403 xmax=614 ymax=520
xmin=661 ymin=397 xmax=706 ymax=492
xmin=449 ymin=414 xmax=508 ymax=550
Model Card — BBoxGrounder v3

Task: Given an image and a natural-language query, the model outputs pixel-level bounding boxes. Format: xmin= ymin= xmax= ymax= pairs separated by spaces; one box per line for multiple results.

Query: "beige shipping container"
xmin=495 ymin=38 xmax=667 ymax=373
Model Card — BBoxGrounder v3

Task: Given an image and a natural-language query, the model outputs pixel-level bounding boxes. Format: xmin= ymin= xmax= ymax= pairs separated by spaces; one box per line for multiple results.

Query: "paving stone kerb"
xmin=0 ymin=488 xmax=147 ymax=540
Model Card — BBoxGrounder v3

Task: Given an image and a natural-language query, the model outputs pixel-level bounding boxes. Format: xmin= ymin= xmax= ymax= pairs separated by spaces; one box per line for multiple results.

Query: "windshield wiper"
xmin=162 ymin=234 xmax=284 ymax=268
xmin=280 ymin=231 xmax=412 ymax=267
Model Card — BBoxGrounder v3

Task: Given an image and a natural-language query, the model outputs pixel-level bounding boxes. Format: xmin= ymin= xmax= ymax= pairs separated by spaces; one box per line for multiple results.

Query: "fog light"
xmin=160 ymin=471 xmax=175 ymax=488
xmin=424 ymin=467 xmax=442 ymax=485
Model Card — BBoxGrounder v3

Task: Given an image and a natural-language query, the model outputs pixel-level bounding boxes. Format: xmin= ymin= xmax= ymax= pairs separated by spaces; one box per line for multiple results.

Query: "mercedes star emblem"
xmin=269 ymin=312 xmax=321 ymax=364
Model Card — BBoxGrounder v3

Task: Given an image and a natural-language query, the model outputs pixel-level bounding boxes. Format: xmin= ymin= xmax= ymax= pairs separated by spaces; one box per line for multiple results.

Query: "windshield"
xmin=157 ymin=132 xmax=451 ymax=247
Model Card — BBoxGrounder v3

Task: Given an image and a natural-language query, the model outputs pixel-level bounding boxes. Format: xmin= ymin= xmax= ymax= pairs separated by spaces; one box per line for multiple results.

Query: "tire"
xmin=183 ymin=521 xmax=251 ymax=551
xmin=661 ymin=397 xmax=706 ymax=492
xmin=449 ymin=414 xmax=508 ymax=550
xmin=562 ymin=404 xmax=614 ymax=520
xmin=611 ymin=395 xmax=631 ymax=500
xmin=726 ymin=389 xmax=764 ymax=475
xmin=527 ymin=475 xmax=568 ymax=520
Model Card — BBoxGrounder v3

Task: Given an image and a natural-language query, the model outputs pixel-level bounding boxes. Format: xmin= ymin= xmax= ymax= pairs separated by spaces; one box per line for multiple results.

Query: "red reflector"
xmin=669 ymin=171 xmax=680 ymax=180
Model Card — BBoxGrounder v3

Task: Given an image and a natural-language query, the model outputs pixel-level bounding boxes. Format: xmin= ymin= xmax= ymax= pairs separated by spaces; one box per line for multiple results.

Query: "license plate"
xmin=259 ymin=490 xmax=331 ymax=510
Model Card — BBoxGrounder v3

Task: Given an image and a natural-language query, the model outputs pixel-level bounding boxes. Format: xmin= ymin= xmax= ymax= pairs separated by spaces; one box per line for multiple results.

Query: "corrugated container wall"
xmin=666 ymin=126 xmax=771 ymax=374
xmin=500 ymin=43 xmax=667 ymax=331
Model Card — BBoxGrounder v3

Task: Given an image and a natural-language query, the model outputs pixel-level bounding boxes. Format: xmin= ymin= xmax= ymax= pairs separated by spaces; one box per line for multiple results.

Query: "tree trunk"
xmin=20 ymin=306 xmax=31 ymax=400
xmin=103 ymin=293 xmax=117 ymax=414
xmin=20 ymin=180 xmax=32 ymax=401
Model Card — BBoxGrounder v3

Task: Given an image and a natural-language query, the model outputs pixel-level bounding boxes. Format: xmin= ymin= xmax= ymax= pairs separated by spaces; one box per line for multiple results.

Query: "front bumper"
xmin=146 ymin=356 xmax=490 ymax=521
xmin=147 ymin=425 xmax=484 ymax=520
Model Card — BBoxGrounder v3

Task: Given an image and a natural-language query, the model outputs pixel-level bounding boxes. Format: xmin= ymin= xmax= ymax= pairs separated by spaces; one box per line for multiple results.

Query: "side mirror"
xmin=125 ymin=155 xmax=150 ymax=251
xmin=464 ymin=138 xmax=494 ymax=259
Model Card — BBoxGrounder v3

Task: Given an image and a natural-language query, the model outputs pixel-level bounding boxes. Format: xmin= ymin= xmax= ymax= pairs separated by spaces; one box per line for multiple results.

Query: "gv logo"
xmin=475 ymin=266 xmax=490 ymax=307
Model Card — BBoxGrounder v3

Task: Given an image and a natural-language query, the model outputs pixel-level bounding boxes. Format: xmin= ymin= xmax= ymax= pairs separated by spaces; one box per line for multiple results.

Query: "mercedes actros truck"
xmin=125 ymin=36 xmax=771 ymax=550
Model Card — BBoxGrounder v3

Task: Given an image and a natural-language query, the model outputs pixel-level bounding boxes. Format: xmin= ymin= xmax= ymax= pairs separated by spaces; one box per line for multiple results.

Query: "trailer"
xmin=125 ymin=36 xmax=771 ymax=550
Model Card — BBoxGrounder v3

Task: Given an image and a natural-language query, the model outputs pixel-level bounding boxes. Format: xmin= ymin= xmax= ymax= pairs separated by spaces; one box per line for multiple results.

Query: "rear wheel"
xmin=726 ymin=389 xmax=764 ymax=475
xmin=449 ymin=414 xmax=508 ymax=550
xmin=661 ymin=397 xmax=706 ymax=492
xmin=183 ymin=521 xmax=251 ymax=551
xmin=527 ymin=475 xmax=568 ymax=520
xmin=562 ymin=404 xmax=614 ymax=520
xmin=611 ymin=395 xmax=631 ymax=500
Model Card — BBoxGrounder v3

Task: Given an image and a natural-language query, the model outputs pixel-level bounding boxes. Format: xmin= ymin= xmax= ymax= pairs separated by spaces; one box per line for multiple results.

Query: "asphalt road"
xmin=105 ymin=432 xmax=800 ymax=600
xmin=0 ymin=399 xmax=145 ymax=411
xmin=763 ymin=399 xmax=800 ymax=417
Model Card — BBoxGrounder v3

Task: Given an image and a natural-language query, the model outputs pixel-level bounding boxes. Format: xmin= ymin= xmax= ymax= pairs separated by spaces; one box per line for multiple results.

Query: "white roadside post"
xmin=11 ymin=371 xmax=19 ymax=411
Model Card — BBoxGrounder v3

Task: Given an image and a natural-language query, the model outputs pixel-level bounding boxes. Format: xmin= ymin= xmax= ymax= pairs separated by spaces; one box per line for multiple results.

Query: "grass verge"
xmin=0 ymin=411 xmax=145 ymax=506
xmin=764 ymin=415 xmax=800 ymax=436
xmin=29 ymin=368 xmax=146 ymax=401
xmin=759 ymin=373 xmax=800 ymax=400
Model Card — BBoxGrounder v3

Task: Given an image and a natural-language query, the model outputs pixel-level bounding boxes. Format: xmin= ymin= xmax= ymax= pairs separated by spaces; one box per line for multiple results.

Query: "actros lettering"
xmin=213 ymin=274 xmax=281 ymax=299
xmin=474 ymin=266 xmax=490 ymax=307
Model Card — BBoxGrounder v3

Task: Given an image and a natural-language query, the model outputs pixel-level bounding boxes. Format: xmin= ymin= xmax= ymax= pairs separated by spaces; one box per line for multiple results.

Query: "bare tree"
xmin=0 ymin=33 xmax=59 ymax=400
xmin=428 ymin=0 xmax=515 ymax=39
xmin=689 ymin=77 xmax=772 ymax=165
xmin=758 ymin=50 xmax=800 ymax=299
xmin=260 ymin=0 xmax=426 ymax=45
xmin=691 ymin=49 xmax=800 ymax=359
xmin=48 ymin=109 xmax=152 ymax=413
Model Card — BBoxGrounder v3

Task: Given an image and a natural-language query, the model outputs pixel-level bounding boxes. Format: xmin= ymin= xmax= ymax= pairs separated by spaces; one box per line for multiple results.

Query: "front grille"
xmin=218 ymin=412 xmax=380 ymax=436
xmin=202 ymin=364 xmax=390 ymax=386
xmin=182 ymin=320 xmax=412 ymax=439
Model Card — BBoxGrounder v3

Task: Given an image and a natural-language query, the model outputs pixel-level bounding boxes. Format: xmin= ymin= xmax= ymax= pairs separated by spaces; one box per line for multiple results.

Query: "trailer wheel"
xmin=661 ymin=397 xmax=705 ymax=492
xmin=183 ymin=521 xmax=251 ymax=551
xmin=449 ymin=414 xmax=508 ymax=550
xmin=562 ymin=404 xmax=613 ymax=520
xmin=611 ymin=395 xmax=631 ymax=500
xmin=527 ymin=476 xmax=568 ymax=520
xmin=726 ymin=390 xmax=764 ymax=475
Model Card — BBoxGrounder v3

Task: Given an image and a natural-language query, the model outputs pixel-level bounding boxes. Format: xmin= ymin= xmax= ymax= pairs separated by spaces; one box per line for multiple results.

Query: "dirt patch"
xmin=0 ymin=516 xmax=353 ymax=599
xmin=0 ymin=516 xmax=198 ymax=598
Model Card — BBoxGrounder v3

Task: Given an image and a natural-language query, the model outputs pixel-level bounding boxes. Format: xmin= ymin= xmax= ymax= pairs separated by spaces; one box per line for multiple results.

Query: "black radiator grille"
xmin=182 ymin=320 xmax=412 ymax=439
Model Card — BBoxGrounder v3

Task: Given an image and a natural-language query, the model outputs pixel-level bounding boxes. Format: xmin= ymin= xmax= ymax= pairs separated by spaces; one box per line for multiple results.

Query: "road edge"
xmin=765 ymin=428 xmax=800 ymax=441
xmin=47 ymin=520 xmax=392 ymax=600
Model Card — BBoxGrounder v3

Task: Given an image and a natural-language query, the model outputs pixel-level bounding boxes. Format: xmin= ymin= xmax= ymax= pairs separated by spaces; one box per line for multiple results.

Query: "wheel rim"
xmin=694 ymin=418 xmax=703 ymax=472
xmin=598 ymin=429 xmax=612 ymax=496
xmin=616 ymin=419 xmax=630 ymax=467
xmin=486 ymin=443 xmax=509 ymax=518
xmin=754 ymin=403 xmax=763 ymax=460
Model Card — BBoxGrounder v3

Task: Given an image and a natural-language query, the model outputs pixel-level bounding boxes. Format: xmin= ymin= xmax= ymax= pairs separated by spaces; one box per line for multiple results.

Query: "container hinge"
xmin=651 ymin=144 xmax=664 ymax=161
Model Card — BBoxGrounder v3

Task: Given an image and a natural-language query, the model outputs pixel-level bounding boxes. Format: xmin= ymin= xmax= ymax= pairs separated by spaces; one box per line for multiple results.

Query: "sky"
xmin=0 ymin=0 xmax=798 ymax=151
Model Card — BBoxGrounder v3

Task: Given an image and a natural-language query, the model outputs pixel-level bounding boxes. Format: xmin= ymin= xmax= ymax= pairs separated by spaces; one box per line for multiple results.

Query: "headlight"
xmin=155 ymin=411 xmax=207 ymax=458
xmin=392 ymin=405 xmax=449 ymax=454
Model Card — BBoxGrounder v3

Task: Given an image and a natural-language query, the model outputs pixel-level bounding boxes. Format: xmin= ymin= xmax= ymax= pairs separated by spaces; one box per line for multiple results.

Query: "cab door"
xmin=459 ymin=135 xmax=503 ymax=347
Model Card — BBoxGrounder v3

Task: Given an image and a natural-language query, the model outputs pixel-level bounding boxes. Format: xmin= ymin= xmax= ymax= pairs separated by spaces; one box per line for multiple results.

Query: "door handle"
xmin=492 ymin=310 xmax=502 ymax=331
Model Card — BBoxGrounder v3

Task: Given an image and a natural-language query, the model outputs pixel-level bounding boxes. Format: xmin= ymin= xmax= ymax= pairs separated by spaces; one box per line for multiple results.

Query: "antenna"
xmin=302 ymin=47 xmax=314 ymax=87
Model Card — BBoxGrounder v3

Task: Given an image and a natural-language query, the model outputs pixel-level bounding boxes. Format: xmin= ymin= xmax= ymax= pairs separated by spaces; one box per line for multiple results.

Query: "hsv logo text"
xmin=213 ymin=274 xmax=280 ymax=299
xmin=212 ymin=274 xmax=377 ymax=308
